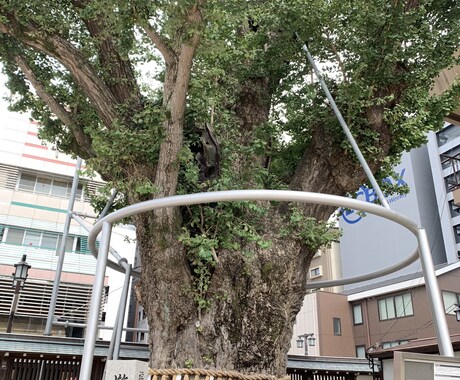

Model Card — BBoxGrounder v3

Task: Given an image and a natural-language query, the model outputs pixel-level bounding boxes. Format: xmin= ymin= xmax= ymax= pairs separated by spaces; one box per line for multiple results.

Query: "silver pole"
xmin=107 ymin=309 xmax=120 ymax=360
xmin=417 ymin=228 xmax=454 ymax=356
xmin=44 ymin=157 xmax=82 ymax=335
xmin=113 ymin=263 xmax=132 ymax=360
xmin=80 ymin=221 xmax=112 ymax=379
xmin=97 ymin=189 xmax=118 ymax=221
xmin=88 ymin=190 xmax=420 ymax=289
xmin=300 ymin=42 xmax=390 ymax=209
xmin=107 ymin=259 xmax=129 ymax=360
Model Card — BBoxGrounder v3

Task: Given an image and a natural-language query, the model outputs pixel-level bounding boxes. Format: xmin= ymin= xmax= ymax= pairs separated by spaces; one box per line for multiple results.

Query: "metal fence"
xmin=0 ymin=356 xmax=105 ymax=380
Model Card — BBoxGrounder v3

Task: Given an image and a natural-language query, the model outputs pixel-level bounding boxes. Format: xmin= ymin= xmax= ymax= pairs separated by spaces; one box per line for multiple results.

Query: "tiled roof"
xmin=0 ymin=333 xmax=149 ymax=359
xmin=287 ymin=356 xmax=372 ymax=373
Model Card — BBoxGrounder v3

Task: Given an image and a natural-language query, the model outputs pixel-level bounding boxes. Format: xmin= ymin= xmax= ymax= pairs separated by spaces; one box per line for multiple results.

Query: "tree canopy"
xmin=0 ymin=0 xmax=459 ymax=376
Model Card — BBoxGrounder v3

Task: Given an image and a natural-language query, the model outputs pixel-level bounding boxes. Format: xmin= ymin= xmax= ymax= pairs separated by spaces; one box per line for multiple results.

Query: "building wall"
xmin=339 ymin=146 xmax=446 ymax=290
xmin=307 ymin=241 xmax=343 ymax=293
xmin=350 ymin=265 xmax=460 ymax=354
xmin=289 ymin=293 xmax=319 ymax=356
xmin=0 ymin=110 xmax=137 ymax=338
xmin=317 ymin=292 xmax=356 ymax=357
xmin=427 ymin=125 xmax=460 ymax=264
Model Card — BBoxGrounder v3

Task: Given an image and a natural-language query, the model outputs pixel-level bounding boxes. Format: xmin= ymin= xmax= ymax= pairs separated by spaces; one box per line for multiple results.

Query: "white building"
xmin=0 ymin=108 xmax=136 ymax=339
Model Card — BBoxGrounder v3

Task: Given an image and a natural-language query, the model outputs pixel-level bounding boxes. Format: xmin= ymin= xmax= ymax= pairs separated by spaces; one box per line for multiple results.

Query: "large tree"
xmin=1 ymin=0 xmax=460 ymax=376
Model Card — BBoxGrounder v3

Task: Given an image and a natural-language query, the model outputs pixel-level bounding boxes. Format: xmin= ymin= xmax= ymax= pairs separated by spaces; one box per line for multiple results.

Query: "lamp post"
xmin=366 ymin=346 xmax=382 ymax=380
xmin=6 ymin=255 xmax=31 ymax=333
xmin=296 ymin=333 xmax=316 ymax=356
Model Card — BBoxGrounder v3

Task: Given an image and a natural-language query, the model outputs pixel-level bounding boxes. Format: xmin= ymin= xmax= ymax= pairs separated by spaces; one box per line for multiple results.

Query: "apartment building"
xmin=348 ymin=262 xmax=460 ymax=356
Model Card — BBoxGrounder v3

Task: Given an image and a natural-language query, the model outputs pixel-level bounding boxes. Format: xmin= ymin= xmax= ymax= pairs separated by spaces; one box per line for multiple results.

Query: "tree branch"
xmin=153 ymin=2 xmax=203 ymax=206
xmin=0 ymin=15 xmax=119 ymax=128
xmin=323 ymin=32 xmax=347 ymax=82
xmin=71 ymin=0 xmax=143 ymax=108
xmin=13 ymin=54 xmax=96 ymax=158
xmin=141 ymin=22 xmax=176 ymax=66
xmin=14 ymin=55 xmax=73 ymax=127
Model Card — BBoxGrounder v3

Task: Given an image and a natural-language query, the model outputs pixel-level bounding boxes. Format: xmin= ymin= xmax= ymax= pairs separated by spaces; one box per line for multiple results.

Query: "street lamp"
xmin=296 ymin=333 xmax=316 ymax=355
xmin=6 ymin=255 xmax=31 ymax=333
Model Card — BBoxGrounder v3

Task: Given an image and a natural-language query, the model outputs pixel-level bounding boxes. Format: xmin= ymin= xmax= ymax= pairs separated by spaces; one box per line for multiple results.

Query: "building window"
xmin=333 ymin=317 xmax=341 ymax=336
xmin=378 ymin=293 xmax=413 ymax=320
xmin=442 ymin=291 xmax=460 ymax=315
xmin=382 ymin=340 xmax=409 ymax=349
xmin=310 ymin=266 xmax=321 ymax=278
xmin=17 ymin=172 xmax=84 ymax=200
xmin=1 ymin=226 xmax=89 ymax=254
xmin=437 ymin=124 xmax=460 ymax=147
xmin=454 ymin=225 xmax=460 ymax=244
xmin=352 ymin=304 xmax=363 ymax=325
xmin=356 ymin=345 xmax=366 ymax=358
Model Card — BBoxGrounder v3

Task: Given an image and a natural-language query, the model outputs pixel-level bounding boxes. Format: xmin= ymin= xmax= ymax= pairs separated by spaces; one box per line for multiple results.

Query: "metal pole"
xmin=300 ymin=42 xmax=390 ymax=209
xmin=107 ymin=310 xmax=120 ymax=360
xmin=417 ymin=227 xmax=454 ymax=356
xmin=6 ymin=282 xmax=21 ymax=333
xmin=80 ymin=221 xmax=112 ymax=379
xmin=107 ymin=261 xmax=129 ymax=361
xmin=44 ymin=157 xmax=82 ymax=335
xmin=113 ymin=263 xmax=132 ymax=360
xmin=97 ymin=189 xmax=118 ymax=221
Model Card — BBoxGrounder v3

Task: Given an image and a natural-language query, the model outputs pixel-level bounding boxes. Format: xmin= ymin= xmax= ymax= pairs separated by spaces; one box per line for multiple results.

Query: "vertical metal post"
xmin=113 ymin=263 xmax=132 ymax=360
xmin=44 ymin=157 xmax=82 ymax=336
xmin=107 ymin=259 xmax=128 ymax=360
xmin=300 ymin=42 xmax=390 ymax=209
xmin=417 ymin=228 xmax=454 ymax=356
xmin=106 ymin=310 xmax=119 ymax=360
xmin=80 ymin=221 xmax=112 ymax=379
xmin=6 ymin=282 xmax=21 ymax=333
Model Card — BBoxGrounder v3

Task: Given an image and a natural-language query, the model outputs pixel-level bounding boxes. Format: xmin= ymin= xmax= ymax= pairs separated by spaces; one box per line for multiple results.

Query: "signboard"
xmin=104 ymin=360 xmax=148 ymax=380
xmin=394 ymin=352 xmax=460 ymax=380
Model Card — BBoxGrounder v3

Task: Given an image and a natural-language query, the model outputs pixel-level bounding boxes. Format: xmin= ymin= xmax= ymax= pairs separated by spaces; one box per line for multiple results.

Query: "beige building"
xmin=0 ymin=111 xmax=136 ymax=338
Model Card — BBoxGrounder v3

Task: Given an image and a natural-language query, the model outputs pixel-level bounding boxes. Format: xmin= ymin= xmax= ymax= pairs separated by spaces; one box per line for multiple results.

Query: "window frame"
xmin=442 ymin=291 xmax=460 ymax=315
xmin=1 ymin=226 xmax=89 ymax=254
xmin=17 ymin=172 xmax=85 ymax=201
xmin=355 ymin=345 xmax=366 ymax=358
xmin=333 ymin=317 xmax=342 ymax=336
xmin=378 ymin=293 xmax=414 ymax=321
xmin=352 ymin=303 xmax=363 ymax=325
xmin=310 ymin=266 xmax=322 ymax=278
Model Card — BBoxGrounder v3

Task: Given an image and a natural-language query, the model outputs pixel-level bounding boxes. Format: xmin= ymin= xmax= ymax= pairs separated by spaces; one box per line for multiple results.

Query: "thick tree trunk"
xmin=137 ymin=206 xmax=311 ymax=376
